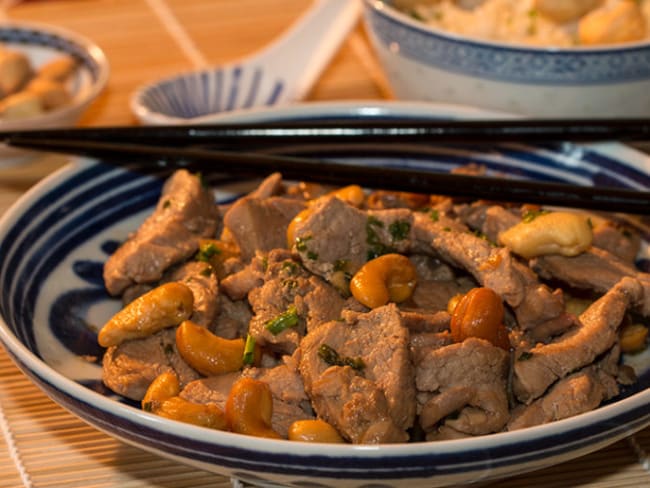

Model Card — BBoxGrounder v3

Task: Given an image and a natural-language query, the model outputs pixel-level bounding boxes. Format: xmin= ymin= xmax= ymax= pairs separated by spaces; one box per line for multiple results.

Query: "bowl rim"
xmin=364 ymin=0 xmax=650 ymax=53
xmin=0 ymin=100 xmax=649 ymax=463
xmin=0 ymin=20 xmax=110 ymax=128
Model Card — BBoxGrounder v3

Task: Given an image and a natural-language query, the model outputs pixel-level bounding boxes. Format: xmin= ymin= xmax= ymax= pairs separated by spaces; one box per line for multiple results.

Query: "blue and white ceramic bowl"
xmin=363 ymin=1 xmax=650 ymax=118
xmin=0 ymin=102 xmax=649 ymax=488
xmin=0 ymin=21 xmax=109 ymax=130
xmin=0 ymin=21 xmax=109 ymax=165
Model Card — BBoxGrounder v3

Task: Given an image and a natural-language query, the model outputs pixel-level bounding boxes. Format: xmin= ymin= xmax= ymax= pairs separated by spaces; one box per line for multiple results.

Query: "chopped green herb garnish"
xmin=429 ymin=209 xmax=440 ymax=222
xmin=163 ymin=343 xmax=174 ymax=356
xmin=281 ymin=260 xmax=300 ymax=275
xmin=522 ymin=209 xmax=549 ymax=223
xmin=265 ymin=305 xmax=299 ymax=335
xmin=282 ymin=278 xmax=298 ymax=290
xmin=199 ymin=265 xmax=214 ymax=277
xmin=518 ymin=351 xmax=534 ymax=361
xmin=143 ymin=401 xmax=153 ymax=412
xmin=334 ymin=259 xmax=350 ymax=272
xmin=307 ymin=251 xmax=319 ymax=260
xmin=196 ymin=242 xmax=221 ymax=262
xmin=242 ymin=334 xmax=256 ymax=365
xmin=295 ymin=235 xmax=312 ymax=252
xmin=366 ymin=216 xmax=393 ymax=260
xmin=389 ymin=220 xmax=410 ymax=241
xmin=318 ymin=344 xmax=365 ymax=372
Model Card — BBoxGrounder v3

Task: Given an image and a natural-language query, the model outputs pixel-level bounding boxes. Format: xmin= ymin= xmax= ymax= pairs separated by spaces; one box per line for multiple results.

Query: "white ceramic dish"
xmin=130 ymin=0 xmax=360 ymax=126
xmin=363 ymin=0 xmax=650 ymax=118
xmin=0 ymin=101 xmax=648 ymax=488
xmin=0 ymin=21 xmax=109 ymax=164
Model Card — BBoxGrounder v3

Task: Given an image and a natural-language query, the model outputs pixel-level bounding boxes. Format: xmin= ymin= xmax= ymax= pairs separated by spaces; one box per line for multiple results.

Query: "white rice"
xmin=402 ymin=0 xmax=650 ymax=47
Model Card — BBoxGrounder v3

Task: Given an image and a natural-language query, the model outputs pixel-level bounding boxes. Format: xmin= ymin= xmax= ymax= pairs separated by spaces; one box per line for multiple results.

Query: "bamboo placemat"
xmin=0 ymin=1 xmax=649 ymax=487
xmin=0 ymin=342 xmax=649 ymax=488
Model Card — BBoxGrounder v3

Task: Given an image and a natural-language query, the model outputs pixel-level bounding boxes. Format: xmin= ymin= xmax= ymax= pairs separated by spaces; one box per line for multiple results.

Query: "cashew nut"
xmin=175 ymin=320 xmax=245 ymax=376
xmin=156 ymin=396 xmax=228 ymax=430
xmin=142 ymin=371 xmax=180 ymax=412
xmin=327 ymin=184 xmax=365 ymax=207
xmin=26 ymin=77 xmax=72 ymax=110
xmin=349 ymin=253 xmax=417 ymax=308
xmin=578 ymin=1 xmax=647 ymax=45
xmin=498 ymin=211 xmax=593 ymax=259
xmin=288 ymin=419 xmax=345 ymax=443
xmin=98 ymin=282 xmax=194 ymax=347
xmin=36 ymin=55 xmax=77 ymax=82
xmin=0 ymin=91 xmax=43 ymax=119
xmin=534 ymin=0 xmax=603 ymax=23
xmin=619 ymin=323 xmax=648 ymax=354
xmin=0 ymin=50 xmax=32 ymax=96
xmin=450 ymin=287 xmax=510 ymax=350
xmin=287 ymin=207 xmax=313 ymax=248
xmin=225 ymin=377 xmax=282 ymax=439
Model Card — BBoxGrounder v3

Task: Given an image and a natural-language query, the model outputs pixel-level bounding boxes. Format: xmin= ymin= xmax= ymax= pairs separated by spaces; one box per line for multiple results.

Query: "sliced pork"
xmin=104 ymin=170 xmax=220 ymax=296
xmin=513 ymin=277 xmax=643 ymax=404
xmin=223 ymin=196 xmax=306 ymax=262
xmin=413 ymin=212 xmax=569 ymax=336
xmin=247 ymin=249 xmax=345 ymax=354
xmin=416 ymin=338 xmax=510 ymax=437
xmin=298 ymin=304 xmax=415 ymax=443
xmin=102 ymin=328 xmax=200 ymax=401
xmin=532 ymin=247 xmax=650 ymax=316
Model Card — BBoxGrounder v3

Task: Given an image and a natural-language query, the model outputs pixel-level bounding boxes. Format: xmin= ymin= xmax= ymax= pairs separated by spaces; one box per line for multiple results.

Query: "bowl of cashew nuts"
xmin=364 ymin=0 xmax=650 ymax=117
xmin=0 ymin=21 xmax=108 ymax=154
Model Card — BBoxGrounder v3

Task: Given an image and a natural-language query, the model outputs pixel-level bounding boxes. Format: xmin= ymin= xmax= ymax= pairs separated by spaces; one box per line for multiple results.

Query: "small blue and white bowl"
xmin=0 ymin=21 xmax=109 ymax=130
xmin=363 ymin=0 xmax=650 ymax=118
xmin=0 ymin=21 xmax=109 ymax=164
xmin=0 ymin=102 xmax=649 ymax=487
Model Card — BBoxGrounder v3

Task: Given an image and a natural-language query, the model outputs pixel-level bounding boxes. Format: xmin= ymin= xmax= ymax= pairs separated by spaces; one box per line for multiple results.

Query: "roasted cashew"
xmin=288 ymin=419 xmax=345 ymax=443
xmin=156 ymin=396 xmax=228 ymax=430
xmin=26 ymin=77 xmax=72 ymax=110
xmin=534 ymin=0 xmax=603 ymax=23
xmin=0 ymin=91 xmax=43 ymax=119
xmin=327 ymin=184 xmax=365 ymax=207
xmin=287 ymin=207 xmax=313 ymax=248
xmin=498 ymin=211 xmax=592 ymax=259
xmin=98 ymin=282 xmax=194 ymax=347
xmin=175 ymin=320 xmax=245 ymax=376
xmin=225 ymin=377 xmax=282 ymax=439
xmin=349 ymin=253 xmax=417 ymax=308
xmin=0 ymin=50 xmax=31 ymax=96
xmin=142 ymin=371 xmax=180 ymax=413
xmin=450 ymin=287 xmax=510 ymax=350
xmin=36 ymin=55 xmax=76 ymax=82
xmin=578 ymin=1 xmax=647 ymax=45
xmin=619 ymin=323 xmax=648 ymax=354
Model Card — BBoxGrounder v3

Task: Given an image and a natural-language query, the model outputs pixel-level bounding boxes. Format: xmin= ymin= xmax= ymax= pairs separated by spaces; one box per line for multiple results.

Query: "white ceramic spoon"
xmin=131 ymin=0 xmax=362 ymax=125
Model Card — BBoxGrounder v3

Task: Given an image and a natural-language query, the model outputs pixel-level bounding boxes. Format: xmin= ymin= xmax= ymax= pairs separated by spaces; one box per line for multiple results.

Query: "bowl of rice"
xmin=363 ymin=0 xmax=650 ymax=117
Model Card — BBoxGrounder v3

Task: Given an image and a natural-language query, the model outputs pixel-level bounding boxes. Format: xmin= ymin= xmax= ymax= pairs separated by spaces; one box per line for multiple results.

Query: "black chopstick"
xmin=5 ymin=136 xmax=648 ymax=214
xmin=2 ymin=118 xmax=650 ymax=147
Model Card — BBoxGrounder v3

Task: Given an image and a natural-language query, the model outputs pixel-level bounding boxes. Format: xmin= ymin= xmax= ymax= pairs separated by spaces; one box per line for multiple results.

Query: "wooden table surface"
xmin=0 ymin=1 xmax=648 ymax=487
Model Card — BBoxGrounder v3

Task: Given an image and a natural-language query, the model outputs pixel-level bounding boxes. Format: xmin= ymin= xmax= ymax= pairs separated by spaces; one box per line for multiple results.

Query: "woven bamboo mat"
xmin=0 ymin=348 xmax=232 ymax=488
xmin=0 ymin=1 xmax=649 ymax=486
xmin=1 ymin=343 xmax=649 ymax=488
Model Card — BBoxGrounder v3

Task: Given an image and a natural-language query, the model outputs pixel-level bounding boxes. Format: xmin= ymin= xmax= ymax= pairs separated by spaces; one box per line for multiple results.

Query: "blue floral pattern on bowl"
xmin=366 ymin=5 xmax=650 ymax=85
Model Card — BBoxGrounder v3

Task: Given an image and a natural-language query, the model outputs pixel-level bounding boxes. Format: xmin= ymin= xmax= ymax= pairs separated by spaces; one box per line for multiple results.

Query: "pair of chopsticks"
xmin=1 ymin=118 xmax=649 ymax=214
